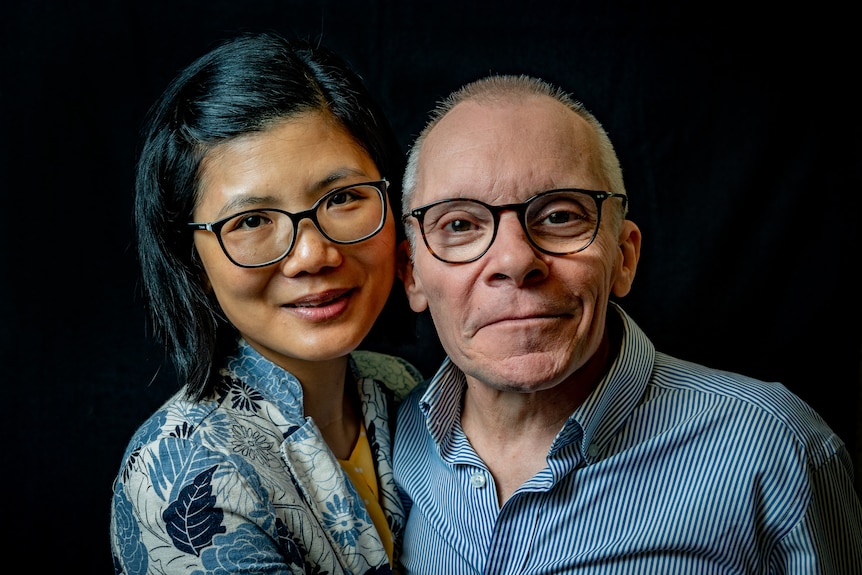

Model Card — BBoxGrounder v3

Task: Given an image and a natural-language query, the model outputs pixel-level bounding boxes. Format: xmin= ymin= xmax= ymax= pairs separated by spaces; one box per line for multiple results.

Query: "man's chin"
xmin=464 ymin=351 xmax=572 ymax=392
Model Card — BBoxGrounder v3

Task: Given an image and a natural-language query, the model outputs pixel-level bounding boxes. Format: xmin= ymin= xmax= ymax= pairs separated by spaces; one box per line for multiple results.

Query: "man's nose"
xmin=482 ymin=212 xmax=548 ymax=284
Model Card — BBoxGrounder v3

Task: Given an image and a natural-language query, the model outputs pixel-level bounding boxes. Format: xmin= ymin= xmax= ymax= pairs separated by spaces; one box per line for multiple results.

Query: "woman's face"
xmin=191 ymin=112 xmax=396 ymax=374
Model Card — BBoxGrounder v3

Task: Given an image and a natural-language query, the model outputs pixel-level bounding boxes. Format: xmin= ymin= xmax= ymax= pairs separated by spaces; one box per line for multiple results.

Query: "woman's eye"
xmin=228 ymin=212 xmax=272 ymax=232
xmin=240 ymin=214 xmax=265 ymax=229
xmin=327 ymin=191 xmax=359 ymax=207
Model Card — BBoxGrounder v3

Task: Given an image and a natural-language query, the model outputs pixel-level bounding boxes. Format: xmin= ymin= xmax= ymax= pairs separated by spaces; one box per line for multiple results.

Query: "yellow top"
xmin=338 ymin=422 xmax=394 ymax=563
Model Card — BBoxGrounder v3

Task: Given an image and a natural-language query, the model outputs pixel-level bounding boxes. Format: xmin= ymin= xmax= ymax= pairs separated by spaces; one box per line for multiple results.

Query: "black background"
xmin=3 ymin=2 xmax=859 ymax=571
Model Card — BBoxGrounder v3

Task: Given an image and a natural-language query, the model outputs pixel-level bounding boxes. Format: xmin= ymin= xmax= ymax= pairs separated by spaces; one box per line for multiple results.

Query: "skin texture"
xmin=192 ymin=112 xmax=397 ymax=456
xmin=399 ymin=94 xmax=641 ymax=501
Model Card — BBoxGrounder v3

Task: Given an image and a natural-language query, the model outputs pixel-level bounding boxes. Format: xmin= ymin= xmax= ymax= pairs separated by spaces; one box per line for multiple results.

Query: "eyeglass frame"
xmin=403 ymin=188 xmax=628 ymax=264
xmin=188 ymin=179 xmax=389 ymax=268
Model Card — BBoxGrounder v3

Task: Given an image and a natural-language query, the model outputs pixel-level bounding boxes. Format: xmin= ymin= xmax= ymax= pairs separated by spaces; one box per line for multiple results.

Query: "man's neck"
xmin=460 ymin=327 xmax=615 ymax=505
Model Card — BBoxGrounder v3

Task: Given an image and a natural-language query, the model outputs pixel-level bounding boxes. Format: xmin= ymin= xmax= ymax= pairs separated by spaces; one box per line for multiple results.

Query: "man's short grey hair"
xmin=402 ymin=74 xmax=627 ymax=248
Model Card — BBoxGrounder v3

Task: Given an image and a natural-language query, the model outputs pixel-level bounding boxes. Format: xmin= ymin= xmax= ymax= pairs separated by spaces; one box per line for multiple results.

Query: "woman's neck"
xmin=297 ymin=356 xmax=360 ymax=460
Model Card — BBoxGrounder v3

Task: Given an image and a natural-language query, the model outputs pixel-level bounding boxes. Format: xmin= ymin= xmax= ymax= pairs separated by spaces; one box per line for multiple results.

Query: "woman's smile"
xmin=283 ymin=288 xmax=354 ymax=321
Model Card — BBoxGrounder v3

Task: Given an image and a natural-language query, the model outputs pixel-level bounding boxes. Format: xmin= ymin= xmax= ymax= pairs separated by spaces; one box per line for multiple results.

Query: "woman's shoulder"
xmin=351 ymin=350 xmax=424 ymax=401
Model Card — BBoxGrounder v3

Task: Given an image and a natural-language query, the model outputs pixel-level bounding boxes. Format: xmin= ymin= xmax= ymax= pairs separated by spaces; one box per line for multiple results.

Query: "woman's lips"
xmin=284 ymin=288 xmax=353 ymax=321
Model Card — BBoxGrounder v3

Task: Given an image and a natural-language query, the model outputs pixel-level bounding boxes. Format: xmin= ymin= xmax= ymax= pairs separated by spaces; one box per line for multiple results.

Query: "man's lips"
xmin=484 ymin=314 xmax=560 ymax=326
xmin=476 ymin=309 xmax=571 ymax=331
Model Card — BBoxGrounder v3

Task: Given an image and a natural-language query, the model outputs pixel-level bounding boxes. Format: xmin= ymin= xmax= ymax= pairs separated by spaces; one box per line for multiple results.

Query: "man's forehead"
xmin=429 ymin=97 xmax=590 ymax=150
xmin=415 ymin=97 xmax=600 ymax=205
xmin=419 ymin=100 xmax=596 ymax=183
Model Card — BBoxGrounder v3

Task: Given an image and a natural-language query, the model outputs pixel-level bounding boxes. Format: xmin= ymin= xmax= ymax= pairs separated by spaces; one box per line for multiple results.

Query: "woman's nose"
xmin=279 ymin=219 xmax=342 ymax=276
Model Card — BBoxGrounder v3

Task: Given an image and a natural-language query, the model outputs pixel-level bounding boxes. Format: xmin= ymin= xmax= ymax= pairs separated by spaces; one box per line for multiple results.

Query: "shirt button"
xmin=470 ymin=472 xmax=487 ymax=488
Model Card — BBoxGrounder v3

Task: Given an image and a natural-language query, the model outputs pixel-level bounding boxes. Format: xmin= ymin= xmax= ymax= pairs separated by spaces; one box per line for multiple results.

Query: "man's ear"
xmin=397 ymin=239 xmax=429 ymax=312
xmin=612 ymin=220 xmax=641 ymax=298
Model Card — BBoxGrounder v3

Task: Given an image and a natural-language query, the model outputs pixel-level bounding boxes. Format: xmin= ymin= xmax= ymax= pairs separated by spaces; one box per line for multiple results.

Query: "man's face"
xmin=401 ymin=95 xmax=639 ymax=393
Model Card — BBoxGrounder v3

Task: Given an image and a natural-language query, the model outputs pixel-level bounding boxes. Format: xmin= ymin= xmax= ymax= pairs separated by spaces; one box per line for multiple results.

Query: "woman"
xmin=110 ymin=32 xmax=421 ymax=574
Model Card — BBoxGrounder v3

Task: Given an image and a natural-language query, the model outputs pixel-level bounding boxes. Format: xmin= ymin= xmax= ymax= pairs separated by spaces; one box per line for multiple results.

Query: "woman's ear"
xmin=191 ymin=246 xmax=213 ymax=293
xmin=397 ymin=239 xmax=429 ymax=312
xmin=612 ymin=220 xmax=641 ymax=298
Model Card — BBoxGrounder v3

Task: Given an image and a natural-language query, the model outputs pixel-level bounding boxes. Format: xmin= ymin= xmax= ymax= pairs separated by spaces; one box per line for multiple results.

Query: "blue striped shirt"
xmin=393 ymin=304 xmax=862 ymax=574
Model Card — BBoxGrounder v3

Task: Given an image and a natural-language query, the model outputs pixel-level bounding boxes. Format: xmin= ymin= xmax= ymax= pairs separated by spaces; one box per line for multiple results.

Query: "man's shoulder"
xmin=652 ymin=352 xmax=797 ymax=402
xmin=651 ymin=352 xmax=837 ymax=446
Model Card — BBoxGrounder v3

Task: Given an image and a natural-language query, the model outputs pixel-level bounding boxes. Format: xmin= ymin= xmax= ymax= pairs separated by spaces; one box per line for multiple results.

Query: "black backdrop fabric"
xmin=2 ymin=1 xmax=859 ymax=570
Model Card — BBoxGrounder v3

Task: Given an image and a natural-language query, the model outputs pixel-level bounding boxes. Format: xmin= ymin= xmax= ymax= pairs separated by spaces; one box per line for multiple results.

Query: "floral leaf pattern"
xmin=197 ymin=523 xmax=283 ymax=572
xmin=229 ymin=381 xmax=264 ymax=413
xmin=111 ymin=488 xmax=148 ymax=574
xmin=351 ymin=351 xmax=422 ymax=401
xmin=164 ymin=465 xmax=226 ymax=556
xmin=322 ymin=493 xmax=365 ymax=548
xmin=110 ymin=340 xmax=422 ymax=574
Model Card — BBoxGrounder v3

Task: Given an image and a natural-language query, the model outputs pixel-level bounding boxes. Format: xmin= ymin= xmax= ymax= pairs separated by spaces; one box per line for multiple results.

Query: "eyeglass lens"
xmin=218 ymin=183 xmax=385 ymax=267
xmin=418 ymin=190 xmax=601 ymax=263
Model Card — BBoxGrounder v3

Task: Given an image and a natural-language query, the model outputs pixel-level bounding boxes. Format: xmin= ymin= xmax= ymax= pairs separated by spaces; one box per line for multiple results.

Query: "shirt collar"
xmin=417 ymin=303 xmax=655 ymax=463
xmin=225 ymin=339 xmax=306 ymax=418
xmin=569 ymin=303 xmax=655 ymax=463
xmin=418 ymin=356 xmax=466 ymax=452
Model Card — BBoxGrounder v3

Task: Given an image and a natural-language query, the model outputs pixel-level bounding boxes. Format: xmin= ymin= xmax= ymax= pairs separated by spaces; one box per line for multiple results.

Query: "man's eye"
xmin=444 ymin=218 xmax=476 ymax=233
xmin=544 ymin=209 xmax=584 ymax=224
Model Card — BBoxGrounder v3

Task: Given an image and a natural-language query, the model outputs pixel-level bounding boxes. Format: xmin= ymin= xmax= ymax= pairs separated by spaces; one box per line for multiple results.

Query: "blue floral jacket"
xmin=110 ymin=341 xmax=422 ymax=574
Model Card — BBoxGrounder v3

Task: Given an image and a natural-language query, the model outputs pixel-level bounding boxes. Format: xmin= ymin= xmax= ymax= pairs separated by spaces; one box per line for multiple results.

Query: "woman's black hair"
xmin=135 ymin=31 xmax=410 ymax=401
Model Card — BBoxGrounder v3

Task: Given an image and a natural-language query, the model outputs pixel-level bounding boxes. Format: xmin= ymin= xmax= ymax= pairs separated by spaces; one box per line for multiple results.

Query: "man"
xmin=393 ymin=74 xmax=862 ymax=573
